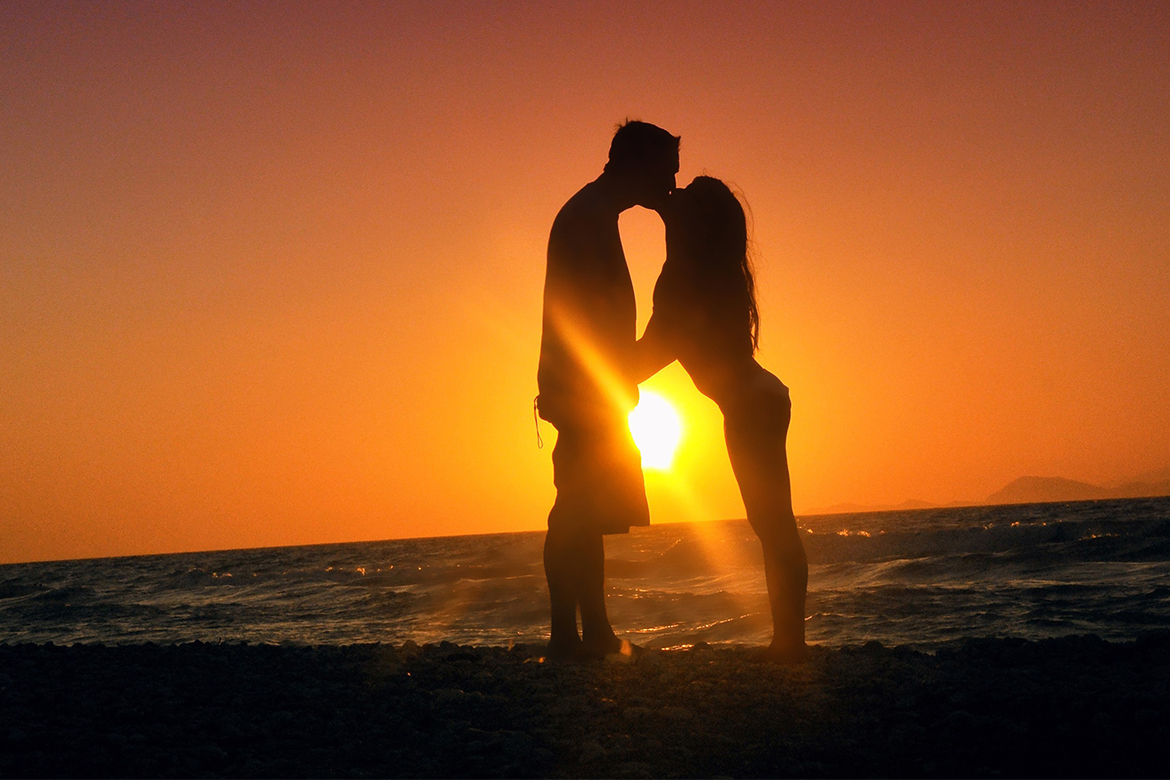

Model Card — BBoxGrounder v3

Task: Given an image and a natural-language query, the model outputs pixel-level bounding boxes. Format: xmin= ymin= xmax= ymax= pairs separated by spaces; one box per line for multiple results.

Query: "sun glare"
xmin=628 ymin=391 xmax=683 ymax=470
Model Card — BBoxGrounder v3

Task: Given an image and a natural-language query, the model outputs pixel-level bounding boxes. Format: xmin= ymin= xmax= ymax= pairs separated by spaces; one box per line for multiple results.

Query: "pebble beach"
xmin=3 ymin=634 xmax=1168 ymax=778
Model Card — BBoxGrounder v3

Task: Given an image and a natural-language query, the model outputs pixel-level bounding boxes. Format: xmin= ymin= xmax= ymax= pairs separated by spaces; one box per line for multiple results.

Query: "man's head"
xmin=604 ymin=120 xmax=680 ymax=209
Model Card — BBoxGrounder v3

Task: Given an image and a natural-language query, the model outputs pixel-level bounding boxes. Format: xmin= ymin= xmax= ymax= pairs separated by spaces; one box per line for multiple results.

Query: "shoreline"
xmin=2 ymin=634 xmax=1168 ymax=778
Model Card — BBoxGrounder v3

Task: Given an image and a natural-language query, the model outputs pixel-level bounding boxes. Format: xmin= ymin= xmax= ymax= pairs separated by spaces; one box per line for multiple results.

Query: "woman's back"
xmin=639 ymin=177 xmax=762 ymax=406
xmin=647 ymin=248 xmax=757 ymax=403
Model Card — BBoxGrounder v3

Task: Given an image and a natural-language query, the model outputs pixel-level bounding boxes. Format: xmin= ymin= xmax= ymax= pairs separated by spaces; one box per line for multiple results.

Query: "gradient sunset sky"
xmin=3 ymin=1 xmax=1168 ymax=564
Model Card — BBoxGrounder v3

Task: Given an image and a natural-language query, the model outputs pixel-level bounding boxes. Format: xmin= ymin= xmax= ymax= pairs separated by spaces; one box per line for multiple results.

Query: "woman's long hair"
xmin=684 ymin=176 xmax=760 ymax=350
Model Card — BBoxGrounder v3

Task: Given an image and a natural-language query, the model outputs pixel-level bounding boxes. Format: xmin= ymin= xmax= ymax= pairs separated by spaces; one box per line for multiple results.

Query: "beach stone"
xmin=561 ymin=693 xmax=595 ymax=712
xmin=545 ymin=699 xmax=572 ymax=716
xmin=941 ymin=709 xmax=977 ymax=738
xmin=660 ymin=705 xmax=695 ymax=721
xmin=605 ymin=733 xmax=633 ymax=755
xmin=579 ymin=740 xmax=606 ymax=763
xmin=638 ymin=651 xmax=664 ymax=671
xmin=497 ymin=730 xmax=536 ymax=760
xmin=432 ymin=687 xmax=477 ymax=709
xmin=615 ymin=761 xmax=657 ymax=777
xmin=4 ymin=638 xmax=1170 ymax=778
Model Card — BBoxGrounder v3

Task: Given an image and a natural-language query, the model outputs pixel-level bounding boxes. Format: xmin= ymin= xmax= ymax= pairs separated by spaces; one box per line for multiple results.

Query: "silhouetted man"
xmin=537 ymin=121 xmax=680 ymax=659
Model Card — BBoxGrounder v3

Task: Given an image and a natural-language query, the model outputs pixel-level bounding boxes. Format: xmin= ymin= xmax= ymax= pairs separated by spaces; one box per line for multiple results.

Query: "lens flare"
xmin=628 ymin=391 xmax=683 ymax=470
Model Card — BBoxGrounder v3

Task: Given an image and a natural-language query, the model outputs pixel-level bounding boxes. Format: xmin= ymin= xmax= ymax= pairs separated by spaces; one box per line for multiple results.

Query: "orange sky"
xmin=2 ymin=1 xmax=1168 ymax=564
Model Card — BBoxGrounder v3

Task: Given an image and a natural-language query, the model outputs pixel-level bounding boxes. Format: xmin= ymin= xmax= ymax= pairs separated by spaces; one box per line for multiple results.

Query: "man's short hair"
xmin=605 ymin=120 xmax=680 ymax=174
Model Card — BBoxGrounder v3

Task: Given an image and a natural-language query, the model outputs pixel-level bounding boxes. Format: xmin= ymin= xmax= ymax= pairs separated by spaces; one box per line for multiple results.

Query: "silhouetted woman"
xmin=635 ymin=176 xmax=808 ymax=662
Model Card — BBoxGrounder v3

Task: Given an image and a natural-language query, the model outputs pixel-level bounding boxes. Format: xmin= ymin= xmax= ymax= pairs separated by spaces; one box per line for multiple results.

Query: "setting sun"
xmin=629 ymin=390 xmax=683 ymax=470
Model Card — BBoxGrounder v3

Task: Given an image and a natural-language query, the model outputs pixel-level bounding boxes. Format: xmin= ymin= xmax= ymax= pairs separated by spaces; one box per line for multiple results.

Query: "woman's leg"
xmin=725 ymin=378 xmax=808 ymax=661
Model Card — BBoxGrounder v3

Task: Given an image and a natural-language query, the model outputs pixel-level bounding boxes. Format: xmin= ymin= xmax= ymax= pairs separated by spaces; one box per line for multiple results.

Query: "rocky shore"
xmin=2 ymin=634 xmax=1168 ymax=778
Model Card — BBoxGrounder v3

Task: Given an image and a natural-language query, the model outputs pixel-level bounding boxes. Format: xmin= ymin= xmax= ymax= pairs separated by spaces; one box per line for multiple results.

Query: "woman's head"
xmin=680 ymin=176 xmax=747 ymax=258
xmin=672 ymin=176 xmax=760 ymax=349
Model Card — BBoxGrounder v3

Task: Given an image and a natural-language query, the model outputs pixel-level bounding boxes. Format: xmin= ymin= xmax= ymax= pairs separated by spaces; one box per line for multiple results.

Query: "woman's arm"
xmin=631 ymin=311 xmax=676 ymax=385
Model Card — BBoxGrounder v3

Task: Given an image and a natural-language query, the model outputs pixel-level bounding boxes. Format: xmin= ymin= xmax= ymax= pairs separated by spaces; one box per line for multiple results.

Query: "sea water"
xmin=2 ymin=497 xmax=1169 ymax=650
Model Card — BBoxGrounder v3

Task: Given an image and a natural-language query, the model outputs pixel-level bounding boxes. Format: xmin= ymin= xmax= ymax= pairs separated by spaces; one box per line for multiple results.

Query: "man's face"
xmin=635 ymin=149 xmax=679 ymax=210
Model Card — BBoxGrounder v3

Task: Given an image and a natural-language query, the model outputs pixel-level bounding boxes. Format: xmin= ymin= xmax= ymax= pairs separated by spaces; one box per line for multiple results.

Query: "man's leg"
xmin=543 ymin=505 xmax=583 ymax=659
xmin=576 ymin=423 xmax=646 ymax=657
xmin=578 ymin=529 xmax=622 ymax=657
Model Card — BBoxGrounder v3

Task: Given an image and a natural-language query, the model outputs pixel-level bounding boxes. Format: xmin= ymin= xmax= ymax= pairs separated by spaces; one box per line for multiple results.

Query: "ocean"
xmin=2 ymin=497 xmax=1169 ymax=650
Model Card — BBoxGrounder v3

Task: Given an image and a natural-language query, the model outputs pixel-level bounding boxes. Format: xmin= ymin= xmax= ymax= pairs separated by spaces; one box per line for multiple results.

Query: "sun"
xmin=628 ymin=390 xmax=683 ymax=470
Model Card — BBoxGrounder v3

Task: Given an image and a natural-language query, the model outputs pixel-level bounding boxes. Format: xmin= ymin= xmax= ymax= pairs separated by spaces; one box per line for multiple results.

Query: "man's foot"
xmin=544 ymin=636 xmax=584 ymax=662
xmin=608 ymin=639 xmax=646 ymax=662
xmin=579 ymin=634 xmax=622 ymax=660
xmin=751 ymin=642 xmax=810 ymax=665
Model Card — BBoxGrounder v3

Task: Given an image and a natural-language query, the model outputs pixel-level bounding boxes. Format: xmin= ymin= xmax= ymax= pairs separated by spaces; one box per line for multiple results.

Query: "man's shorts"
xmin=549 ymin=421 xmax=649 ymax=535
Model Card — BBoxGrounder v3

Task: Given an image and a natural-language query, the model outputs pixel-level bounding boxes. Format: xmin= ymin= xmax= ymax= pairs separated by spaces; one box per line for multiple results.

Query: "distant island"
xmin=806 ymin=467 xmax=1170 ymax=515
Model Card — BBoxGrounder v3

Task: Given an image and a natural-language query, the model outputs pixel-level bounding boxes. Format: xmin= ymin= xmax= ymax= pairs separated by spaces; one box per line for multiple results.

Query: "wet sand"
xmin=1 ymin=634 xmax=1168 ymax=778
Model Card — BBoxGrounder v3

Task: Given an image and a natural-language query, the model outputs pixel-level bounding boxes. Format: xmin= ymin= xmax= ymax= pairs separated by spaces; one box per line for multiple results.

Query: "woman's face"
xmin=663 ymin=186 xmax=698 ymax=252
xmin=671 ymin=185 xmax=725 ymax=254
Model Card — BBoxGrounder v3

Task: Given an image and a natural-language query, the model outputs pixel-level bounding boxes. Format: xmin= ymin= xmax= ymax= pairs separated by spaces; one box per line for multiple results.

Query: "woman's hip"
xmin=721 ymin=368 xmax=790 ymax=435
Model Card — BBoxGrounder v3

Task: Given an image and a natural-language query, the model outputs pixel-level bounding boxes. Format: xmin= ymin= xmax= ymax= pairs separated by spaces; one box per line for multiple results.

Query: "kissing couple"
xmin=536 ymin=121 xmax=809 ymax=663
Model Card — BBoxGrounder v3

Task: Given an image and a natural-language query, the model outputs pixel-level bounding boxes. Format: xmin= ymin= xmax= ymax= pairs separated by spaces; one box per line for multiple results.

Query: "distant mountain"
xmin=1127 ymin=466 xmax=1170 ymax=486
xmin=985 ymin=476 xmax=1110 ymax=505
xmin=1107 ymin=478 xmax=1170 ymax=500
xmin=985 ymin=473 xmax=1170 ymax=505
xmin=1106 ymin=466 xmax=1170 ymax=499
xmin=803 ymin=467 xmax=1170 ymax=516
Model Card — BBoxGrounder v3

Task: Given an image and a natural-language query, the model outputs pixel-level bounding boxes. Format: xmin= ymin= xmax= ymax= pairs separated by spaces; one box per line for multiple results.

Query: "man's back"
xmin=537 ymin=181 xmax=638 ymax=428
